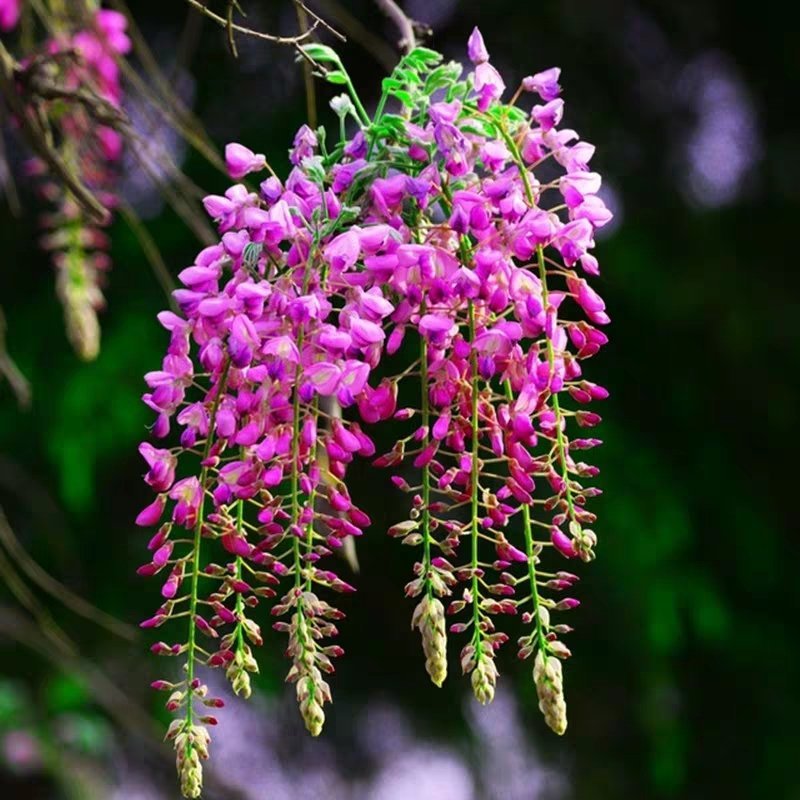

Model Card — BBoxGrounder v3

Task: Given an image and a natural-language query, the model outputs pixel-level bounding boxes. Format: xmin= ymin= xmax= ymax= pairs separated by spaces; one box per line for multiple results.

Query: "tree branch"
xmin=0 ymin=308 xmax=30 ymax=409
xmin=183 ymin=0 xmax=333 ymax=47
xmin=374 ymin=0 xmax=416 ymax=54
xmin=0 ymin=41 xmax=109 ymax=223
xmin=310 ymin=0 xmax=396 ymax=71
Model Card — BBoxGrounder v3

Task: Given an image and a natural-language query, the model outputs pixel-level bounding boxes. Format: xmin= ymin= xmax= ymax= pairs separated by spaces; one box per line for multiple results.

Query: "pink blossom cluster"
xmin=30 ymin=9 xmax=131 ymax=359
xmin=0 ymin=0 xmax=20 ymax=32
xmin=137 ymin=28 xmax=610 ymax=796
xmin=370 ymin=30 xmax=609 ymax=718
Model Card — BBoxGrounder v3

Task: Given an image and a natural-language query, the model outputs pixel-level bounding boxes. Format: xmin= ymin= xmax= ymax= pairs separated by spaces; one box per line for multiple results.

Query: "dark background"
xmin=0 ymin=1 xmax=797 ymax=798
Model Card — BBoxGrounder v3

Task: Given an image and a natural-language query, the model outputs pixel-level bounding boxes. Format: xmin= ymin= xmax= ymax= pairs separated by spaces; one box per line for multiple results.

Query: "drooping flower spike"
xmin=0 ymin=0 xmax=20 ymax=32
xmin=26 ymin=9 xmax=131 ymax=359
xmin=137 ymin=29 xmax=610 ymax=797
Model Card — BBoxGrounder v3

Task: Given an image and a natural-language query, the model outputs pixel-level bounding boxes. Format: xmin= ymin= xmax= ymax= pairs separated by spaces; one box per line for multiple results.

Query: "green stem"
xmin=366 ymin=90 xmax=389 ymax=160
xmin=345 ymin=76 xmax=370 ymax=127
xmin=535 ymin=244 xmax=576 ymax=520
xmin=420 ymin=331 xmax=433 ymax=600
xmin=291 ymin=375 xmax=303 ymax=590
xmin=305 ymin=397 xmax=319 ymax=592
xmin=468 ymin=300 xmax=483 ymax=655
xmin=493 ymin=113 xmax=576 ymax=521
xmin=185 ymin=357 xmax=231 ymax=733
xmin=504 ymin=380 xmax=549 ymax=653
xmin=291 ymin=251 xmax=316 ymax=589
xmin=234 ymin=496 xmax=245 ymax=650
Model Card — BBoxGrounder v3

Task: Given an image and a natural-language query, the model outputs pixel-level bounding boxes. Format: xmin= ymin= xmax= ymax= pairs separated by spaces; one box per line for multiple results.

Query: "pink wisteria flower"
xmin=137 ymin=29 xmax=611 ymax=798
xmin=0 ymin=0 xmax=20 ymax=32
xmin=224 ymin=143 xmax=267 ymax=179
xmin=27 ymin=9 xmax=131 ymax=360
xmin=523 ymin=67 xmax=562 ymax=101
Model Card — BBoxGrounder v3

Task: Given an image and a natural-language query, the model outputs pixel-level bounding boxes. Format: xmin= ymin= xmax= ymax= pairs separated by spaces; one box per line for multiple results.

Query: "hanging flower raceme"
xmin=137 ymin=29 xmax=611 ymax=797
xmin=24 ymin=8 xmax=131 ymax=359
xmin=367 ymin=28 xmax=611 ymax=728
xmin=0 ymin=0 xmax=20 ymax=32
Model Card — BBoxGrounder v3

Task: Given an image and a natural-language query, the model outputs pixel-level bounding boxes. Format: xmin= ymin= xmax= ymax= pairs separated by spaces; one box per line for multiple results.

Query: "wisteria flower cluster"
xmin=137 ymin=29 xmax=610 ymax=797
xmin=0 ymin=0 xmax=20 ymax=32
xmin=26 ymin=8 xmax=130 ymax=359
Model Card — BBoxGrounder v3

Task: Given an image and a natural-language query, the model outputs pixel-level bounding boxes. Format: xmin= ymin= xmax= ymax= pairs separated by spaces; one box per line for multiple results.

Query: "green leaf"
xmin=392 ymin=89 xmax=415 ymax=108
xmin=461 ymin=119 xmax=498 ymax=138
xmin=300 ymin=43 xmax=342 ymax=65
xmin=395 ymin=68 xmax=421 ymax=86
xmin=325 ymin=70 xmax=349 ymax=86
xmin=505 ymin=105 xmax=528 ymax=124
xmin=424 ymin=64 xmax=460 ymax=94
xmin=406 ymin=46 xmax=443 ymax=67
xmin=303 ymin=155 xmax=326 ymax=182
xmin=376 ymin=114 xmax=410 ymax=138
xmin=382 ymin=77 xmax=403 ymax=92
xmin=446 ymin=80 xmax=470 ymax=103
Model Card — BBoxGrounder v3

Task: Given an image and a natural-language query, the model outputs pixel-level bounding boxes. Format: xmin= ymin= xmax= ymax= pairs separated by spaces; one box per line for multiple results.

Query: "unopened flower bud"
xmin=176 ymin=742 xmax=204 ymax=798
xmin=301 ymin=695 xmax=325 ymax=737
xmin=412 ymin=596 xmax=448 ymax=687
xmin=533 ymin=650 xmax=568 ymax=735
xmin=470 ymin=655 xmax=498 ymax=705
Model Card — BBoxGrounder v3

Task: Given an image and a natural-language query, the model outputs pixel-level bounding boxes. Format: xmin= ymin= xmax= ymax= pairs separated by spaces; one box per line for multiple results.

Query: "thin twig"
xmin=373 ymin=0 xmax=416 ymax=54
xmin=117 ymin=201 xmax=178 ymax=309
xmin=0 ymin=308 xmax=30 ymax=409
xmin=0 ymin=41 xmax=109 ymax=223
xmin=0 ymin=606 xmax=160 ymax=743
xmin=0 ymin=508 xmax=138 ymax=641
xmin=227 ymin=1 xmax=238 ymax=57
xmin=297 ymin=0 xmax=345 ymax=41
xmin=0 ymin=106 xmax=21 ymax=216
xmin=184 ymin=0 xmax=322 ymax=45
xmin=105 ymin=0 xmax=227 ymax=174
xmin=295 ymin=1 xmax=318 ymax=129
xmin=311 ymin=0 xmax=396 ymax=71
xmin=0 ymin=532 xmax=76 ymax=657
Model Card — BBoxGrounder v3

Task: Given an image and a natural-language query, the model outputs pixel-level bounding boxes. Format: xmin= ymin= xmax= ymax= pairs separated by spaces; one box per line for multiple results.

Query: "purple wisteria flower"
xmin=137 ymin=29 xmax=611 ymax=798
xmin=0 ymin=0 xmax=20 ymax=31
xmin=25 ymin=9 xmax=131 ymax=360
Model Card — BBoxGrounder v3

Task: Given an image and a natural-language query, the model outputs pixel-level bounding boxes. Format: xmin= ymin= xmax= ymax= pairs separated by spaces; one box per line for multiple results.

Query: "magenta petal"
xmin=467 ymin=26 xmax=489 ymax=64
xmin=136 ymin=495 xmax=166 ymax=527
xmin=339 ymin=360 xmax=370 ymax=397
xmin=551 ymin=527 xmax=578 ymax=559
xmin=497 ymin=540 xmax=529 ymax=563
xmin=225 ymin=143 xmax=266 ymax=179
xmin=304 ymin=361 xmax=342 ymax=396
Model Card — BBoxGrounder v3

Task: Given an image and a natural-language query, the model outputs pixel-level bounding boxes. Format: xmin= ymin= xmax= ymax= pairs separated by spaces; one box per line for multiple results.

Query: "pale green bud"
xmin=471 ymin=656 xmax=498 ymax=705
xmin=301 ymin=696 xmax=325 ymax=737
xmin=534 ymin=650 xmax=568 ymax=735
xmin=178 ymin=748 xmax=203 ymax=798
xmin=413 ymin=596 xmax=448 ymax=687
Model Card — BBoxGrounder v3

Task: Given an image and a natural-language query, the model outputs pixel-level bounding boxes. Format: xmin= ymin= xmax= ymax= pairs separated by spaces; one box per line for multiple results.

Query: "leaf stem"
xmin=536 ymin=244 xmax=576 ymax=520
xmin=305 ymin=397 xmax=319 ymax=592
xmin=420 ymin=329 xmax=433 ymax=600
xmin=185 ymin=357 xmax=231 ymax=737
xmin=468 ymin=300 xmax=483 ymax=656
xmin=504 ymin=380 xmax=549 ymax=653
xmin=494 ymin=113 xmax=576 ymax=521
